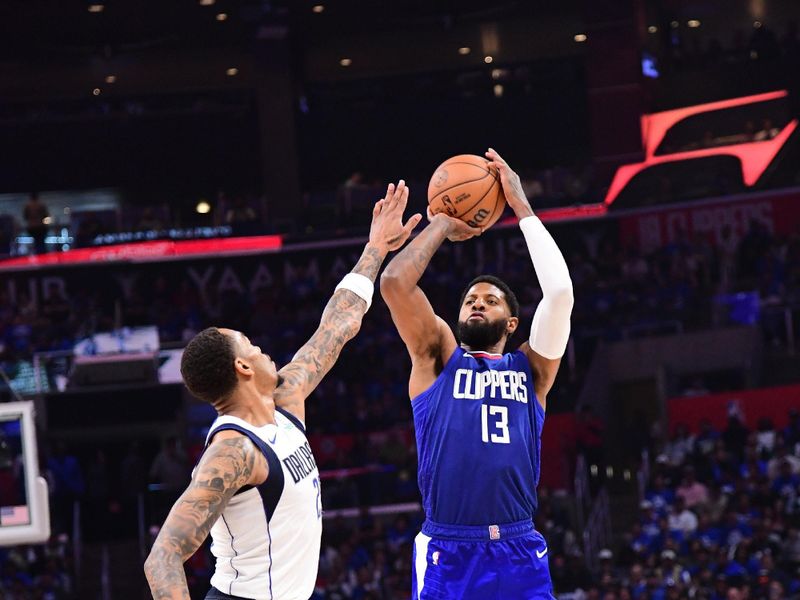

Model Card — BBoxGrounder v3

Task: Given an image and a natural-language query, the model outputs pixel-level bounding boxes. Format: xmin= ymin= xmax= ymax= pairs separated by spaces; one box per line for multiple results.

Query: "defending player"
xmin=144 ymin=182 xmax=421 ymax=600
xmin=380 ymin=149 xmax=574 ymax=599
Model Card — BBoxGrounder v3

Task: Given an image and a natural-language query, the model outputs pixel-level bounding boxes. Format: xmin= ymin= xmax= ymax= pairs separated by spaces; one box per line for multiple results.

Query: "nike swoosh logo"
xmin=536 ymin=548 xmax=548 ymax=559
xmin=268 ymin=433 xmax=277 ymax=444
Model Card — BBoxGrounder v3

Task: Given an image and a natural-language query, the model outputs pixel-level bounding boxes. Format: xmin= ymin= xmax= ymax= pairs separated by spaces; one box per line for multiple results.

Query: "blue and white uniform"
xmin=411 ymin=347 xmax=554 ymax=599
xmin=202 ymin=408 xmax=322 ymax=600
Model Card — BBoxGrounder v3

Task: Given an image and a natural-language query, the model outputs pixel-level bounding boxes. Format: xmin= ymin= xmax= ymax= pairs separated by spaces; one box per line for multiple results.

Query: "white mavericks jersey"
xmin=204 ymin=407 xmax=322 ymax=600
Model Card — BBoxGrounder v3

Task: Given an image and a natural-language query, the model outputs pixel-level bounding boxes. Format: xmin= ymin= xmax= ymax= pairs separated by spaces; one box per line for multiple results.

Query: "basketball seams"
xmin=481 ymin=182 xmax=504 ymax=228
xmin=429 ymin=166 xmax=492 ymax=198
xmin=446 ymin=176 xmax=500 ymax=219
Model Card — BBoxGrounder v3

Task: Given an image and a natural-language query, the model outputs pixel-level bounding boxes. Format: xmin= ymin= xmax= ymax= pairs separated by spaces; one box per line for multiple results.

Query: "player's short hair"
xmin=459 ymin=275 xmax=520 ymax=318
xmin=180 ymin=327 xmax=238 ymax=403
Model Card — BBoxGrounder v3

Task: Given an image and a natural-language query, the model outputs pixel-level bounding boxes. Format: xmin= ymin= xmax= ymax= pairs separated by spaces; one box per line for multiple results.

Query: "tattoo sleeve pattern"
xmin=274 ymin=244 xmax=385 ymax=403
xmin=383 ymin=220 xmax=448 ymax=283
xmin=144 ymin=437 xmax=257 ymax=600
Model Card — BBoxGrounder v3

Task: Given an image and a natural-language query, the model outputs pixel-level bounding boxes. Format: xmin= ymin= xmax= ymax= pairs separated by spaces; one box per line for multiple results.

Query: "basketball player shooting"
xmin=380 ymin=149 xmax=574 ymax=599
xmin=144 ymin=182 xmax=421 ymax=600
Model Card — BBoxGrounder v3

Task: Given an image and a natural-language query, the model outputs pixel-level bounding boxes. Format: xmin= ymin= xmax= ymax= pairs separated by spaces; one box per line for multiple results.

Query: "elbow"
xmin=379 ymin=270 xmax=402 ymax=296
xmin=550 ymin=284 xmax=574 ymax=310
xmin=143 ymin=551 xmax=158 ymax=580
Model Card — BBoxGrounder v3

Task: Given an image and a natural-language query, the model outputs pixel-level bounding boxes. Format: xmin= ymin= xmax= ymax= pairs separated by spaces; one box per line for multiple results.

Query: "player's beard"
xmin=456 ymin=317 xmax=508 ymax=350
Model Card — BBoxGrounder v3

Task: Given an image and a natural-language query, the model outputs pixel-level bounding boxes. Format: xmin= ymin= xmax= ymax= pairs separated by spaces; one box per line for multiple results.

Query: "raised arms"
xmin=144 ymin=432 xmax=264 ymax=600
xmin=485 ymin=148 xmax=574 ymax=406
xmin=274 ymin=181 xmax=421 ymax=419
xmin=380 ymin=210 xmax=481 ymax=398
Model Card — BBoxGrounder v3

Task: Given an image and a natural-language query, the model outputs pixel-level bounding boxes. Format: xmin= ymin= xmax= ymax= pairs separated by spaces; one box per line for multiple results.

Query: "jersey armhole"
xmin=206 ymin=424 xmax=285 ymax=518
xmin=410 ymin=346 xmax=464 ymax=405
xmin=276 ymin=406 xmax=306 ymax=433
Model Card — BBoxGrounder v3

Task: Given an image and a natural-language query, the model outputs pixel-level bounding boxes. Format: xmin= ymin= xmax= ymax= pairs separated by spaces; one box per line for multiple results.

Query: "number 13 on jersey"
xmin=481 ymin=404 xmax=510 ymax=444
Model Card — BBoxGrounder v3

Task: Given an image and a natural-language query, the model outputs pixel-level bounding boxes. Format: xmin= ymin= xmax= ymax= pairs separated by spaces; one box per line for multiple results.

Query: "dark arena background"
xmin=2 ymin=0 xmax=800 ymax=598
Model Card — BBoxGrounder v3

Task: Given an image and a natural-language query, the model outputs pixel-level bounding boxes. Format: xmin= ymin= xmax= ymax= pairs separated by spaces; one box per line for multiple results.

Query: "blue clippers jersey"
xmin=412 ymin=347 xmax=544 ymax=526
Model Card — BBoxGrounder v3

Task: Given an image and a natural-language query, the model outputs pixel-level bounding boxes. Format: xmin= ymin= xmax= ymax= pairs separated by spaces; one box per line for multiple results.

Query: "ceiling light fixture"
xmin=648 ymin=25 xmax=658 ymax=33
xmin=216 ymin=12 xmax=228 ymax=21
xmin=92 ymin=88 xmax=101 ymax=96
xmin=226 ymin=67 xmax=239 ymax=76
xmin=670 ymin=20 xmax=679 ymax=28
xmin=199 ymin=0 xmax=215 ymax=6
xmin=687 ymin=19 xmax=701 ymax=28
xmin=196 ymin=201 xmax=211 ymax=214
xmin=105 ymin=75 xmax=116 ymax=84
xmin=574 ymin=33 xmax=587 ymax=42
xmin=312 ymin=4 xmax=325 ymax=13
xmin=87 ymin=4 xmax=104 ymax=13
xmin=484 ymin=55 xmax=493 ymax=64
xmin=339 ymin=58 xmax=352 ymax=67
xmin=458 ymin=47 xmax=471 ymax=55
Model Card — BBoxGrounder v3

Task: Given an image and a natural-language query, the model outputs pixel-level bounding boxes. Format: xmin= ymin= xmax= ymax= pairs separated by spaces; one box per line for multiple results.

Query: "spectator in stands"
xmin=224 ymin=196 xmax=259 ymax=235
xmin=676 ymin=466 xmax=709 ymax=509
xmin=22 ymin=192 xmax=49 ymax=254
xmin=136 ymin=206 xmax=165 ymax=232
xmin=668 ymin=496 xmax=698 ymax=536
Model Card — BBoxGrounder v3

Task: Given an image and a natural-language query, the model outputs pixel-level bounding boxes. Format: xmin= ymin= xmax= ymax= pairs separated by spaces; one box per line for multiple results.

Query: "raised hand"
xmin=369 ymin=180 xmax=423 ymax=253
xmin=485 ymin=148 xmax=534 ymax=220
xmin=427 ymin=206 xmax=483 ymax=242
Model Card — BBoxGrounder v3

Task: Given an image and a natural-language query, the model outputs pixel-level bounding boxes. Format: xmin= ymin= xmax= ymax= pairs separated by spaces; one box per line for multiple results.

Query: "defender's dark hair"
xmin=180 ymin=327 xmax=238 ymax=404
xmin=459 ymin=275 xmax=520 ymax=317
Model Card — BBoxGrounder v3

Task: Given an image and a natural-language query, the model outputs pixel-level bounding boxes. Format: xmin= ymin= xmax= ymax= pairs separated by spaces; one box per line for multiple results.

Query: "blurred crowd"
xmin=550 ymin=409 xmax=800 ymax=600
xmin=0 ymin=537 xmax=75 ymax=600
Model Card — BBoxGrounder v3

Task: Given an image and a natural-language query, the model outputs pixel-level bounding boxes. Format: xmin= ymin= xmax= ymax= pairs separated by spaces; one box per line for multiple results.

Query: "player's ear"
xmin=506 ymin=316 xmax=519 ymax=335
xmin=234 ymin=358 xmax=253 ymax=377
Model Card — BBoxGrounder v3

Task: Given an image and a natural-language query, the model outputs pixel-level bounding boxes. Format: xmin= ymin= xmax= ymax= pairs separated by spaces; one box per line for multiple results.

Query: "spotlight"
xmin=670 ymin=20 xmax=679 ymax=28
xmin=92 ymin=88 xmax=101 ymax=96
xmin=216 ymin=12 xmax=228 ymax=21
xmin=687 ymin=19 xmax=701 ymax=28
xmin=648 ymin=25 xmax=658 ymax=33
xmin=196 ymin=201 xmax=211 ymax=214
xmin=574 ymin=33 xmax=587 ymax=42
xmin=226 ymin=67 xmax=239 ymax=76
xmin=458 ymin=47 xmax=471 ymax=55
xmin=339 ymin=58 xmax=352 ymax=67
xmin=484 ymin=55 xmax=493 ymax=64
xmin=312 ymin=4 xmax=324 ymax=13
xmin=87 ymin=4 xmax=104 ymax=13
xmin=199 ymin=0 xmax=215 ymax=5
xmin=493 ymin=84 xmax=504 ymax=98
xmin=105 ymin=75 xmax=116 ymax=84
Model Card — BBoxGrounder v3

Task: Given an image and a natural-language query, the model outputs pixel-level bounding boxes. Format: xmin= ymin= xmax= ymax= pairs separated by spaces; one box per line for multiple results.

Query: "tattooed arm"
xmin=380 ymin=212 xmax=481 ymax=398
xmin=144 ymin=432 xmax=265 ymax=600
xmin=274 ymin=181 xmax=421 ymax=420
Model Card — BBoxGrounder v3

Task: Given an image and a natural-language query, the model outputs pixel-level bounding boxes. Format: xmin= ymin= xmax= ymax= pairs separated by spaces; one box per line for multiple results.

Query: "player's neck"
xmin=460 ymin=342 xmax=505 ymax=356
xmin=219 ymin=389 xmax=277 ymax=426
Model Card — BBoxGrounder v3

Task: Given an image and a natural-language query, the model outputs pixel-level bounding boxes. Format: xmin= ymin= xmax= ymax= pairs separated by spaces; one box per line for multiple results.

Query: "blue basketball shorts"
xmin=411 ymin=519 xmax=555 ymax=600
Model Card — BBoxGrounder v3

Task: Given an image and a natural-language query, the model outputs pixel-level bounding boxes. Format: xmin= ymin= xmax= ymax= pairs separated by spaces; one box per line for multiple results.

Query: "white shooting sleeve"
xmin=519 ymin=215 xmax=574 ymax=359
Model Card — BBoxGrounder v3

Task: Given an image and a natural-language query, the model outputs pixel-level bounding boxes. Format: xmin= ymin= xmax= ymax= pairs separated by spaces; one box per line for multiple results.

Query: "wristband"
xmin=335 ymin=273 xmax=374 ymax=311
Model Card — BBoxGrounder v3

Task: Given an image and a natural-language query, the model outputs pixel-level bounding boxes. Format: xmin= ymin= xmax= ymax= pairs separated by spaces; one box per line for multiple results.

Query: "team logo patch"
xmin=432 ymin=551 xmax=440 ymax=565
xmin=489 ymin=525 xmax=500 ymax=540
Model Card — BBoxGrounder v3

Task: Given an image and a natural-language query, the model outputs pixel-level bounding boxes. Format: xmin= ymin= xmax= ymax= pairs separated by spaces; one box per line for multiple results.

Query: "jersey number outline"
xmin=481 ymin=404 xmax=510 ymax=444
xmin=312 ymin=477 xmax=321 ymax=519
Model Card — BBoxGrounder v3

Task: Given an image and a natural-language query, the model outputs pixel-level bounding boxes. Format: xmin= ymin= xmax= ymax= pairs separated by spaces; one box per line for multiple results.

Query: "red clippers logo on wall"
xmin=604 ymin=90 xmax=799 ymax=206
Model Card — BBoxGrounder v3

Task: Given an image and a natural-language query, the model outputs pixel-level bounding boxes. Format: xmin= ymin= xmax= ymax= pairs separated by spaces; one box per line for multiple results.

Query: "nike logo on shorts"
xmin=536 ymin=547 xmax=548 ymax=559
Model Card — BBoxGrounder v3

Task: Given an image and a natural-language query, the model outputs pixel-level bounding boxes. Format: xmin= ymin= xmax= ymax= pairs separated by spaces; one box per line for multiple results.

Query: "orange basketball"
xmin=427 ymin=154 xmax=506 ymax=230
